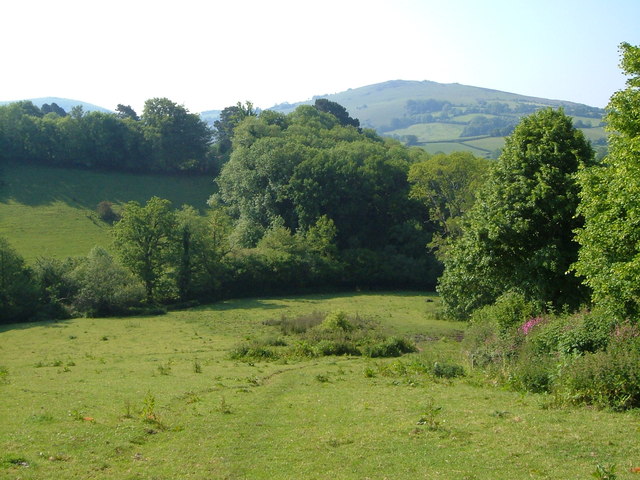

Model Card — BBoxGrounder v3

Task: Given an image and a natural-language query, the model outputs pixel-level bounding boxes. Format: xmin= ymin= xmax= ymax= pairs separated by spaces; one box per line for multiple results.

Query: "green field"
xmin=1 ymin=292 xmax=638 ymax=479
xmin=0 ymin=163 xmax=215 ymax=261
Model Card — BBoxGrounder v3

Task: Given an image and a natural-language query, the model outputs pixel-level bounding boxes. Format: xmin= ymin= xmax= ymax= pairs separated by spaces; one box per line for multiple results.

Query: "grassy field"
xmin=1 ymin=292 xmax=638 ymax=479
xmin=0 ymin=163 xmax=215 ymax=261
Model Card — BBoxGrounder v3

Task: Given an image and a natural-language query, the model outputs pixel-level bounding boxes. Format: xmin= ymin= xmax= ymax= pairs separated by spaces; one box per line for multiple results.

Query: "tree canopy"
xmin=573 ymin=42 xmax=640 ymax=319
xmin=438 ymin=108 xmax=595 ymax=319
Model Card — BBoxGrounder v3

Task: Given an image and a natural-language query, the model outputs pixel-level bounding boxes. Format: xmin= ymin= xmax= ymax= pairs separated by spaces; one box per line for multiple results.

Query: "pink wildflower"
xmin=521 ymin=316 xmax=544 ymax=335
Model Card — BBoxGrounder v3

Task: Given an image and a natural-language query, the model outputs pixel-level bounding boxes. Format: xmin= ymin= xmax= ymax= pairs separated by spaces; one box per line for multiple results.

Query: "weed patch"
xmin=232 ymin=311 xmax=416 ymax=361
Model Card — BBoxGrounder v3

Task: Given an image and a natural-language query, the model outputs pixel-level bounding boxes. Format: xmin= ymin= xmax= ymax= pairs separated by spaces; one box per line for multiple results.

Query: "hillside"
xmin=0 ymin=163 xmax=215 ymax=261
xmin=269 ymin=80 xmax=607 ymax=157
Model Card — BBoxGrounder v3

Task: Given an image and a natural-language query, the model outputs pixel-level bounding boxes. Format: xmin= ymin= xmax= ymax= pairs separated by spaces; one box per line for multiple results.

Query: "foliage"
xmin=408 ymin=151 xmax=490 ymax=257
xmin=96 ymin=201 xmax=119 ymax=224
xmin=69 ymin=246 xmax=144 ymax=316
xmin=231 ymin=310 xmax=416 ymax=361
xmin=0 ymin=238 xmax=40 ymax=323
xmin=438 ymin=108 xmax=595 ymax=319
xmin=0 ymin=97 xmax=213 ymax=173
xmin=113 ymin=197 xmax=176 ymax=302
xmin=573 ymin=43 xmax=640 ymax=319
xmin=215 ymin=102 xmax=435 ymax=289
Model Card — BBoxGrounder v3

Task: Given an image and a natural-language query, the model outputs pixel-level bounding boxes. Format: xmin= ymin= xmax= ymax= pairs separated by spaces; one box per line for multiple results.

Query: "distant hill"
xmin=0 ymin=97 xmax=113 ymax=114
xmin=267 ymin=80 xmax=607 ymax=158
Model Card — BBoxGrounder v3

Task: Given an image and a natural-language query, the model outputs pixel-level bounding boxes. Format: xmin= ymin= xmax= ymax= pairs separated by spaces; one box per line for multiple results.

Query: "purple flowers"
xmin=521 ymin=316 xmax=544 ymax=335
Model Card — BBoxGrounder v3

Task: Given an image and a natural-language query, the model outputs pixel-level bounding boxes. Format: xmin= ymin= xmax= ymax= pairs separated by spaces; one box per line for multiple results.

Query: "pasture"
xmin=0 ymin=163 xmax=214 ymax=261
xmin=1 ymin=292 xmax=638 ymax=479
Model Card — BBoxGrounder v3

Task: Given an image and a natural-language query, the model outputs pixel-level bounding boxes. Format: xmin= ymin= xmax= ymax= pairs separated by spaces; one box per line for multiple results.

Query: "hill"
xmin=268 ymin=80 xmax=606 ymax=157
xmin=0 ymin=97 xmax=113 ymax=114
xmin=0 ymin=163 xmax=215 ymax=262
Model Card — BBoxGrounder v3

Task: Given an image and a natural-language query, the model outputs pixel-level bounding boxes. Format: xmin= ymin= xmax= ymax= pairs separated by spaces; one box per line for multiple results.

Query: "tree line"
xmin=0 ymin=98 xmax=214 ymax=174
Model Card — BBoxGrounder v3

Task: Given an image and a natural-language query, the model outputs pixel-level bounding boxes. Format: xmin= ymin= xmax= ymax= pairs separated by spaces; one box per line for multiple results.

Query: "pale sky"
xmin=2 ymin=0 xmax=638 ymax=114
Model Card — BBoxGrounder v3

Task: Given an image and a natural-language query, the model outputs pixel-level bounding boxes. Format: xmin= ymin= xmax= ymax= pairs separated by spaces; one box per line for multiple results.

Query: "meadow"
xmin=0 ymin=163 xmax=214 ymax=261
xmin=2 ymin=292 xmax=639 ymax=479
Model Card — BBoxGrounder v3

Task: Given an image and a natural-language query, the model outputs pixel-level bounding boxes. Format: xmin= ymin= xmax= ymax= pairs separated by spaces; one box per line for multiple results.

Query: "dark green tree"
xmin=113 ymin=197 xmax=176 ymax=302
xmin=573 ymin=43 xmax=640 ymax=319
xmin=438 ymin=108 xmax=595 ymax=319
xmin=212 ymin=101 xmax=257 ymax=159
xmin=313 ymin=98 xmax=360 ymax=129
xmin=408 ymin=152 xmax=490 ymax=257
xmin=142 ymin=98 xmax=212 ymax=172
xmin=116 ymin=104 xmax=140 ymax=121
xmin=0 ymin=238 xmax=40 ymax=323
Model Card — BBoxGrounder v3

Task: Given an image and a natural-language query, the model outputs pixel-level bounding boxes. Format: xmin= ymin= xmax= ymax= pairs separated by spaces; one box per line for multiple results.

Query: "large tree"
xmin=0 ymin=238 xmax=40 ymax=323
xmin=408 ymin=151 xmax=490 ymax=258
xmin=113 ymin=197 xmax=176 ymax=302
xmin=573 ymin=43 xmax=640 ymax=319
xmin=142 ymin=98 xmax=212 ymax=172
xmin=438 ymin=108 xmax=595 ymax=319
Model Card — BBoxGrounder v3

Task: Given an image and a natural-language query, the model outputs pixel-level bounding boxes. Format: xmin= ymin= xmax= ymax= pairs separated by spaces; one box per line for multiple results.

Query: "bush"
xmin=432 ymin=361 xmax=465 ymax=379
xmin=556 ymin=335 xmax=640 ymax=410
xmin=97 ymin=201 xmax=119 ymax=224
xmin=361 ymin=336 xmax=417 ymax=358
xmin=470 ymin=291 xmax=535 ymax=337
xmin=321 ymin=310 xmax=353 ymax=332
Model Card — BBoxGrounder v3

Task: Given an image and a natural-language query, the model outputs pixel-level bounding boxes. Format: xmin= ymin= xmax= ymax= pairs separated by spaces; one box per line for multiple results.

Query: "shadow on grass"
xmin=0 ymin=162 xmax=214 ymax=209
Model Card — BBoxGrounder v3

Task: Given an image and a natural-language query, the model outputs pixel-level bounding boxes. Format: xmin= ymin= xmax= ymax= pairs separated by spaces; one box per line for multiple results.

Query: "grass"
xmin=0 ymin=163 xmax=215 ymax=261
xmin=1 ymin=291 xmax=639 ymax=479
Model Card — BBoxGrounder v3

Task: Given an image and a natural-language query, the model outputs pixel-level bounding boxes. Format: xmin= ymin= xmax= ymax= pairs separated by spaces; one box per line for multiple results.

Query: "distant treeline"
xmin=378 ymin=98 xmax=604 ymax=135
xmin=0 ymin=98 xmax=215 ymax=174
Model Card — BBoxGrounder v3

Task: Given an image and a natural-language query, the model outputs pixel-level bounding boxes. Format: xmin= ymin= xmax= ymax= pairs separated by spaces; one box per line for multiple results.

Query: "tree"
xmin=313 ymin=99 xmax=360 ymax=129
xmin=70 ymin=247 xmax=144 ymax=316
xmin=0 ymin=238 xmax=40 ymax=323
xmin=212 ymin=101 xmax=257 ymax=158
xmin=408 ymin=152 xmax=490 ymax=257
xmin=573 ymin=42 xmax=640 ymax=319
xmin=438 ymin=108 xmax=595 ymax=319
xmin=142 ymin=98 xmax=212 ymax=172
xmin=116 ymin=104 xmax=140 ymax=121
xmin=113 ymin=197 xmax=176 ymax=302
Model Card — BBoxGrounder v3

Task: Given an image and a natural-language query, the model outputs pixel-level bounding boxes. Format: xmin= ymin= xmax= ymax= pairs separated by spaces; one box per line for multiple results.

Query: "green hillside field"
xmin=270 ymin=80 xmax=607 ymax=158
xmin=1 ymin=292 xmax=637 ymax=479
xmin=0 ymin=163 xmax=215 ymax=262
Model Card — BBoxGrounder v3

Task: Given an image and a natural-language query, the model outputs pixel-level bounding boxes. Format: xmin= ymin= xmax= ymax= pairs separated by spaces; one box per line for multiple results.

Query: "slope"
xmin=0 ymin=163 xmax=215 ymax=262
xmin=269 ymin=80 xmax=606 ymax=157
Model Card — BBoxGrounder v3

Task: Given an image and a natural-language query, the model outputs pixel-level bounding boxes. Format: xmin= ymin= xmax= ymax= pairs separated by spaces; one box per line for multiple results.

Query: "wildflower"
xmin=521 ymin=317 xmax=543 ymax=335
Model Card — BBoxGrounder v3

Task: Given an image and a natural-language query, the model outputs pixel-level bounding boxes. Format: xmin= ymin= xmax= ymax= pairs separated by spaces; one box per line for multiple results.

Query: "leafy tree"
xmin=408 ymin=152 xmax=490 ymax=257
xmin=116 ymin=104 xmax=140 ymax=121
xmin=41 ymin=102 xmax=66 ymax=117
xmin=212 ymin=101 xmax=257 ymax=159
xmin=113 ymin=197 xmax=176 ymax=302
xmin=70 ymin=246 xmax=144 ymax=316
xmin=0 ymin=238 xmax=40 ymax=323
xmin=573 ymin=42 xmax=640 ymax=319
xmin=142 ymin=98 xmax=212 ymax=172
xmin=438 ymin=108 xmax=595 ymax=319
xmin=313 ymin=99 xmax=360 ymax=129
xmin=173 ymin=204 xmax=233 ymax=300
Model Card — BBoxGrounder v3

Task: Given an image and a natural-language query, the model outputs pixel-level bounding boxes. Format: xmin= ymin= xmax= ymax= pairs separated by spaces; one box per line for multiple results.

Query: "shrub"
xmin=556 ymin=333 xmax=640 ymax=410
xmin=362 ymin=336 xmax=417 ymax=358
xmin=470 ymin=291 xmax=535 ymax=337
xmin=432 ymin=361 xmax=465 ymax=379
xmin=321 ymin=310 xmax=353 ymax=332
xmin=97 ymin=201 xmax=119 ymax=224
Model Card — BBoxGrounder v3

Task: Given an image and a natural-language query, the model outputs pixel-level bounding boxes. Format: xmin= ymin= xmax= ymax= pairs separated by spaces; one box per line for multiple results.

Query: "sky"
xmin=2 ymin=0 xmax=639 ymax=114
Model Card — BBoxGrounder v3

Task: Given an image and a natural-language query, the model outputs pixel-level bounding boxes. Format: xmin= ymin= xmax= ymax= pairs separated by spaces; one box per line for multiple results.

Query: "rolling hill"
xmin=267 ymin=80 xmax=607 ymax=158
